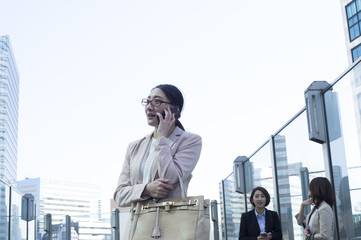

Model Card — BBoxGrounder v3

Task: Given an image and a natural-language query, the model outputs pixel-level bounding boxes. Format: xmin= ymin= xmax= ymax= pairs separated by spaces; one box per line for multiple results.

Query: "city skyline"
xmin=0 ymin=0 xmax=349 ymax=214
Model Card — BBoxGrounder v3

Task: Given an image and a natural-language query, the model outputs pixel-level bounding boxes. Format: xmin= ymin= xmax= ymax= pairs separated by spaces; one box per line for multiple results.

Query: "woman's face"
xmin=144 ymin=88 xmax=172 ymax=127
xmin=252 ymin=190 xmax=266 ymax=209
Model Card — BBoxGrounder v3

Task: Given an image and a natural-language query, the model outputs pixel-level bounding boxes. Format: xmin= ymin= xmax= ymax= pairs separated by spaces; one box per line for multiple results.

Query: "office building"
xmin=340 ymin=0 xmax=361 ymax=159
xmin=341 ymin=0 xmax=361 ymax=63
xmin=0 ymin=35 xmax=19 ymax=185
xmin=219 ymin=175 xmax=245 ymax=240
xmin=0 ymin=35 xmax=20 ymax=240
xmin=16 ymin=177 xmax=110 ymax=240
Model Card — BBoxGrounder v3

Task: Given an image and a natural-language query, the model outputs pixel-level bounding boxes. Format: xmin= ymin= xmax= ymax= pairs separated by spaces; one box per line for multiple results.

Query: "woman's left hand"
xmin=266 ymin=232 xmax=272 ymax=240
xmin=303 ymin=229 xmax=311 ymax=237
xmin=157 ymin=107 xmax=176 ymax=138
xmin=142 ymin=178 xmax=174 ymax=199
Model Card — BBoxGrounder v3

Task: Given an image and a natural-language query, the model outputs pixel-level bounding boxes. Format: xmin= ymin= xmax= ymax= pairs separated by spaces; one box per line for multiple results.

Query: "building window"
xmin=357 ymin=93 xmax=361 ymax=116
xmin=346 ymin=0 xmax=361 ymax=41
xmin=352 ymin=44 xmax=361 ymax=62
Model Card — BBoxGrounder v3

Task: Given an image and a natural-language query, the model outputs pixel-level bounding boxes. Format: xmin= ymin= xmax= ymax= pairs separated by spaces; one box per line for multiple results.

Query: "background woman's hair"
xmin=154 ymin=84 xmax=185 ymax=131
xmin=249 ymin=186 xmax=271 ymax=207
xmin=309 ymin=177 xmax=335 ymax=208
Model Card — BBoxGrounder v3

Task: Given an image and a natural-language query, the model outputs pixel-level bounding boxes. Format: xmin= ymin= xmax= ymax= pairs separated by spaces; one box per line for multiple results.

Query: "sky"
xmin=0 ymin=0 xmax=349 ymax=214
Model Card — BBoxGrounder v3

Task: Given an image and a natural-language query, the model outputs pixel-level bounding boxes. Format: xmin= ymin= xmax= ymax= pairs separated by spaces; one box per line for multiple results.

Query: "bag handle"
xmin=156 ymin=159 xmax=187 ymax=201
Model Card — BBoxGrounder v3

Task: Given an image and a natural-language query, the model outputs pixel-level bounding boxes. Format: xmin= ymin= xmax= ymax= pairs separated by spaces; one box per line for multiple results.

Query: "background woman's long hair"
xmin=309 ymin=177 xmax=335 ymax=208
xmin=307 ymin=177 xmax=335 ymax=224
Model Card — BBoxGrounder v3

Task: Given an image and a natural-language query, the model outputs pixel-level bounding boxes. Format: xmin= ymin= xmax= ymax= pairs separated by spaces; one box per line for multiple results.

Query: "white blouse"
xmin=141 ymin=138 xmax=156 ymax=184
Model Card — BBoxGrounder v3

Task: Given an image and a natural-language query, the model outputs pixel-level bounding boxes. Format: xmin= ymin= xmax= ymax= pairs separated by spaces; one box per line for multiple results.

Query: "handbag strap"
xmin=156 ymin=158 xmax=187 ymax=201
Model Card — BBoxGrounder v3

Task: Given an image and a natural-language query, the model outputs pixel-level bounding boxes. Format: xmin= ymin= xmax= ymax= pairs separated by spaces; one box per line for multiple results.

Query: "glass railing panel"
xmin=10 ymin=187 xmax=28 ymax=240
xmin=274 ymin=111 xmax=325 ymax=240
xmin=221 ymin=172 xmax=244 ymax=240
xmin=0 ymin=180 xmax=10 ymax=240
xmin=36 ymin=212 xmax=112 ymax=239
xmin=247 ymin=142 xmax=275 ymax=211
xmin=324 ymin=63 xmax=361 ymax=239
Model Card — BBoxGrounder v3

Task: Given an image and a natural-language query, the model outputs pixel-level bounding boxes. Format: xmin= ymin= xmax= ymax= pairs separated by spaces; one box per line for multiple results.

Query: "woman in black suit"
xmin=239 ymin=187 xmax=282 ymax=240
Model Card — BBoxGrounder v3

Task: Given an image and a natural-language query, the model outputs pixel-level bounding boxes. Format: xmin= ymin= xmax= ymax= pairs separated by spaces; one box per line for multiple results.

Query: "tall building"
xmin=0 ymin=35 xmax=20 ymax=240
xmin=340 ymin=0 xmax=361 ymax=63
xmin=0 ymin=35 xmax=19 ymax=185
xmin=219 ymin=175 xmax=245 ymax=240
xmin=340 ymin=0 xmax=361 ymax=157
xmin=16 ymin=178 xmax=109 ymax=240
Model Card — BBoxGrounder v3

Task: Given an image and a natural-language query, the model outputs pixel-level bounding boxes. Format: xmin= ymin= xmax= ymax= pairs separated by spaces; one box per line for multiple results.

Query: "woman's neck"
xmin=255 ymin=207 xmax=265 ymax=215
xmin=153 ymin=125 xmax=176 ymax=139
xmin=153 ymin=128 xmax=159 ymax=139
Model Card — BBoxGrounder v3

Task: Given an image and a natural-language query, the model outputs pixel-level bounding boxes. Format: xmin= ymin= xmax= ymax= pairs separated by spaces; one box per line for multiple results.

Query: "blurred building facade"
xmin=16 ymin=177 xmax=110 ymax=240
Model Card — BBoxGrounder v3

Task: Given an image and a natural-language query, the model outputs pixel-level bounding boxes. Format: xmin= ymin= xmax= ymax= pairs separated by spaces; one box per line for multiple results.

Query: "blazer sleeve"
xmin=155 ymin=133 xmax=202 ymax=185
xmin=295 ymin=212 xmax=306 ymax=226
xmin=314 ymin=206 xmax=333 ymax=240
xmin=270 ymin=211 xmax=283 ymax=240
xmin=113 ymin=142 xmax=149 ymax=207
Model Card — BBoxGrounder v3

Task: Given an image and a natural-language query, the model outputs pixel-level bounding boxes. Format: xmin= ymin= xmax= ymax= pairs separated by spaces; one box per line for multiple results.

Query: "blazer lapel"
xmin=151 ymin=127 xmax=183 ymax=180
xmin=167 ymin=126 xmax=183 ymax=149
xmin=251 ymin=210 xmax=261 ymax=233
xmin=132 ymin=133 xmax=152 ymax=184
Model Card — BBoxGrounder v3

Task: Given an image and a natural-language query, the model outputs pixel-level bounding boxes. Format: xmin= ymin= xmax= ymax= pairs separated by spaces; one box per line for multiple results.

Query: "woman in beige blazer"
xmin=295 ymin=177 xmax=335 ymax=240
xmin=113 ymin=84 xmax=202 ymax=207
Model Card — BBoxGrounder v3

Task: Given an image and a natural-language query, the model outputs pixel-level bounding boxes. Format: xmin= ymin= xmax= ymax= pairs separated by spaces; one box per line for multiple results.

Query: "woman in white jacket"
xmin=295 ymin=177 xmax=335 ymax=240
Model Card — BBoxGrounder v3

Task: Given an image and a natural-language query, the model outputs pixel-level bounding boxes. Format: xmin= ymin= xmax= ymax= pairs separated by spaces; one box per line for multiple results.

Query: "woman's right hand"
xmin=142 ymin=178 xmax=174 ymax=199
xmin=156 ymin=107 xmax=176 ymax=138
xmin=302 ymin=198 xmax=313 ymax=206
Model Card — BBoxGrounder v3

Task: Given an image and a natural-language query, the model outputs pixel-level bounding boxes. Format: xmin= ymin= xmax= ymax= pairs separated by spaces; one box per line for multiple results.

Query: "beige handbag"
xmin=129 ymin=170 xmax=210 ymax=240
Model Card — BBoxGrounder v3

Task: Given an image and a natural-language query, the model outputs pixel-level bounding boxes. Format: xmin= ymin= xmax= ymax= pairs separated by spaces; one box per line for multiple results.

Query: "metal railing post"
xmin=44 ymin=213 xmax=52 ymax=240
xmin=211 ymin=200 xmax=219 ymax=240
xmin=65 ymin=215 xmax=71 ymax=240
xmin=111 ymin=208 xmax=120 ymax=240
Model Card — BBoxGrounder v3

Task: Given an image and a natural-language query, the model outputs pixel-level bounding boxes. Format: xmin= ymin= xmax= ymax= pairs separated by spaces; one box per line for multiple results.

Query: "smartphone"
xmin=156 ymin=106 xmax=180 ymax=124
xmin=260 ymin=232 xmax=267 ymax=237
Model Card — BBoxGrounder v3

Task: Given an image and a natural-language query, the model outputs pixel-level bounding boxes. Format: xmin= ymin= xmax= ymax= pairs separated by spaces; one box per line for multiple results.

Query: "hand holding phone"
xmin=260 ymin=232 xmax=267 ymax=237
xmin=156 ymin=106 xmax=180 ymax=124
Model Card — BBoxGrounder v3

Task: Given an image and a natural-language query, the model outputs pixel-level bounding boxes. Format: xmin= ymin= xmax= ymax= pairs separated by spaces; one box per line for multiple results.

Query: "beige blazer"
xmin=113 ymin=127 xmax=202 ymax=207
xmin=295 ymin=201 xmax=334 ymax=240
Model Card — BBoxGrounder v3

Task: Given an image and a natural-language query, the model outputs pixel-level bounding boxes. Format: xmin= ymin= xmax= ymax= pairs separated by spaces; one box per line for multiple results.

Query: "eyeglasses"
xmin=141 ymin=98 xmax=171 ymax=107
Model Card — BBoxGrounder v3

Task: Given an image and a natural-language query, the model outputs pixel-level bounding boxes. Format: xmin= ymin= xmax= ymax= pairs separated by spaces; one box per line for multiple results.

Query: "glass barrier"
xmin=10 ymin=187 xmax=29 ymax=240
xmin=247 ymin=142 xmax=275 ymax=212
xmin=220 ymin=59 xmax=361 ymax=239
xmin=324 ymin=64 xmax=361 ymax=239
xmin=0 ymin=181 xmax=36 ymax=240
xmin=274 ymin=112 xmax=325 ymax=240
xmin=36 ymin=212 xmax=112 ymax=239
xmin=221 ymin=173 xmax=244 ymax=240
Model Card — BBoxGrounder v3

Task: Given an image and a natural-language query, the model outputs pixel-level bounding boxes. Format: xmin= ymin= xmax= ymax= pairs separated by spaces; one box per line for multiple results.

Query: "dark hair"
xmin=309 ymin=177 xmax=335 ymax=208
xmin=153 ymin=84 xmax=185 ymax=131
xmin=249 ymin=186 xmax=271 ymax=207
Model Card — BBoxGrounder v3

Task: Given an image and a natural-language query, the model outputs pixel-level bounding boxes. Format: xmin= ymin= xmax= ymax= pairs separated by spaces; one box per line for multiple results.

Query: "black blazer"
xmin=239 ymin=208 xmax=282 ymax=240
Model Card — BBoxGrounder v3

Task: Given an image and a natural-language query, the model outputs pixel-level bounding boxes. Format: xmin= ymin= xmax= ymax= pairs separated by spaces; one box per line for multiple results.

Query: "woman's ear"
xmin=170 ymin=105 xmax=181 ymax=119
